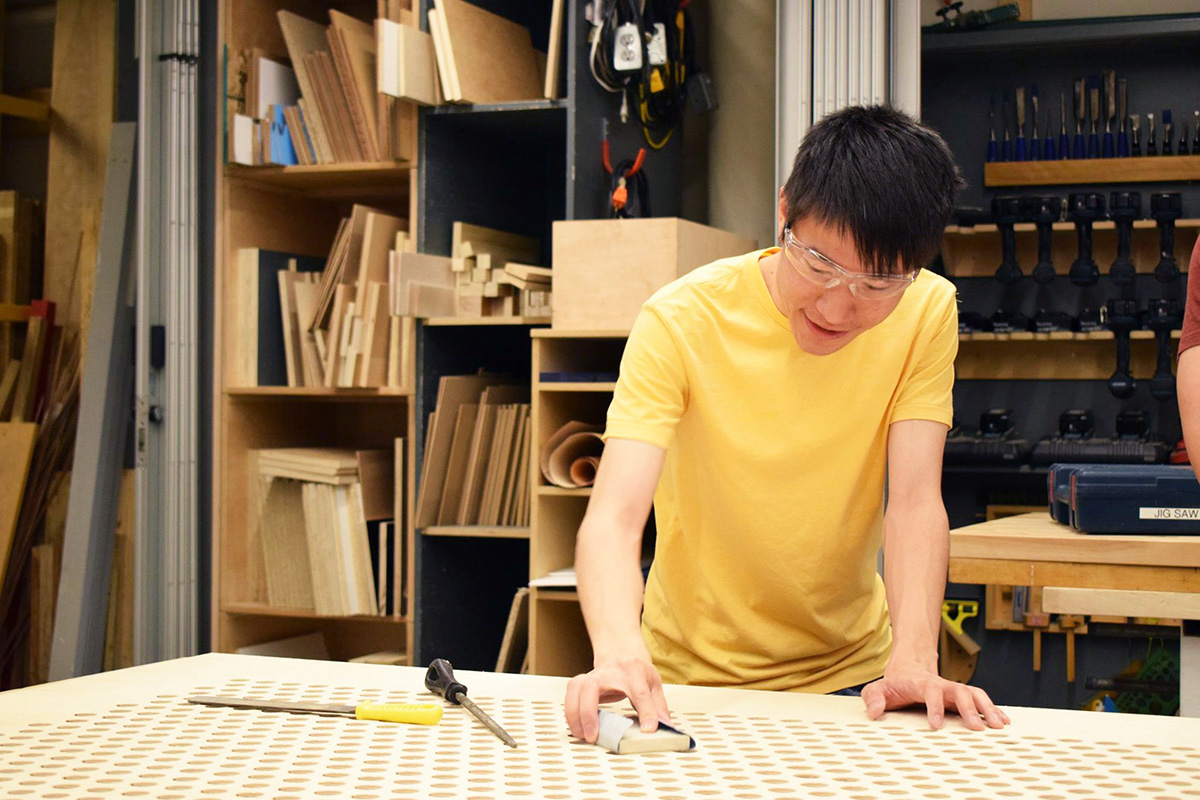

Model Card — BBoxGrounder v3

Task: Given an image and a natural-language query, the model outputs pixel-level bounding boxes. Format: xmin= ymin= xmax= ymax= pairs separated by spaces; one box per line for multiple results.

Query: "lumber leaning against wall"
xmin=44 ymin=0 xmax=116 ymax=356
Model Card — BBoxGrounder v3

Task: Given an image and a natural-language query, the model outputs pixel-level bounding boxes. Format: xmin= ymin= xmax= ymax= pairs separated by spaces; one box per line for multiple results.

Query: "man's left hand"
xmin=860 ymin=666 xmax=1011 ymax=731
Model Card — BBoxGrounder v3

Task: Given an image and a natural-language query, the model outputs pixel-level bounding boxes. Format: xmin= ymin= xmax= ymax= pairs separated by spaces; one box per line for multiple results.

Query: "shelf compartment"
xmin=224 ymin=162 xmax=413 ymax=198
xmin=941 ymin=219 xmax=1199 ymax=279
xmin=956 ymin=335 xmax=1175 ymax=380
xmin=984 ymin=155 xmax=1200 ymax=187
xmin=216 ymin=612 xmax=410 ymax=662
xmin=222 ymin=603 xmax=409 ymax=623
xmin=421 ymin=525 xmax=531 ymax=539
xmin=529 ymin=588 xmax=590 ymax=677
xmin=217 ymin=399 xmax=412 ymax=612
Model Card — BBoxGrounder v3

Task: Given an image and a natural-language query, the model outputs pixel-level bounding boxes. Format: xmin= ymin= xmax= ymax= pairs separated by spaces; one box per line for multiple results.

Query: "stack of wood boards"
xmin=256 ymin=447 xmax=403 ymax=617
xmin=427 ymin=0 xmax=546 ymax=104
xmin=229 ymin=204 xmax=417 ymax=389
xmin=227 ymin=8 xmax=418 ymax=166
xmin=0 ymin=322 xmax=81 ymax=689
xmin=451 ymin=223 xmax=550 ymax=319
xmin=415 ymin=375 xmax=532 ymax=528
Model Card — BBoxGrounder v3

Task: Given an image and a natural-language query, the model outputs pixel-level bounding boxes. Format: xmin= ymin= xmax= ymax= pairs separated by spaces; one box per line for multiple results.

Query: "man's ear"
xmin=776 ymin=192 xmax=789 ymax=242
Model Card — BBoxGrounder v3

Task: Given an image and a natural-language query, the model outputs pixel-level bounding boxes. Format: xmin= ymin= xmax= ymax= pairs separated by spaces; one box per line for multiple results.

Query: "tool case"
xmin=1047 ymin=463 xmax=1089 ymax=525
xmin=1066 ymin=464 xmax=1200 ymax=534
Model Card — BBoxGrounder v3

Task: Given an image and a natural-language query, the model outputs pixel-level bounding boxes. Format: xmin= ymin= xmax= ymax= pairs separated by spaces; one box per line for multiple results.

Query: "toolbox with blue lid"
xmin=1047 ymin=463 xmax=1090 ymax=525
xmin=1067 ymin=464 xmax=1200 ymax=534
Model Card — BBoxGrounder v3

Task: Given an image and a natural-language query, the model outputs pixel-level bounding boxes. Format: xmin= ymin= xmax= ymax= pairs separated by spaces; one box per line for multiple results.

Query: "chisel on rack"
xmin=987 ymin=95 xmax=999 ymax=162
xmin=1030 ymin=84 xmax=1041 ymax=160
xmin=1087 ymin=76 xmax=1100 ymax=158
xmin=1193 ymin=111 xmax=1200 ymax=154
xmin=1001 ymin=98 xmax=1013 ymax=162
xmin=1131 ymin=113 xmax=1142 ymax=156
xmin=1015 ymin=86 xmax=1027 ymax=161
xmin=1116 ymin=78 xmax=1129 ymax=157
xmin=1058 ymin=92 xmax=1069 ymax=159
xmin=1163 ymin=109 xmax=1173 ymax=155
xmin=1102 ymin=70 xmax=1115 ymax=158
xmin=1044 ymin=104 xmax=1057 ymax=160
xmin=1148 ymin=112 xmax=1157 ymax=156
xmin=1072 ymin=79 xmax=1086 ymax=158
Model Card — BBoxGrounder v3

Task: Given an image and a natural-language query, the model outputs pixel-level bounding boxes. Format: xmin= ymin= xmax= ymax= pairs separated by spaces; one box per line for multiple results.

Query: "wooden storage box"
xmin=551 ymin=218 xmax=756 ymax=331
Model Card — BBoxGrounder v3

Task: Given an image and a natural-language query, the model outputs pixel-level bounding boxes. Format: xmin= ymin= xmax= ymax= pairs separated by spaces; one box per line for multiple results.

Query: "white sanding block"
xmin=594 ymin=710 xmax=696 ymax=754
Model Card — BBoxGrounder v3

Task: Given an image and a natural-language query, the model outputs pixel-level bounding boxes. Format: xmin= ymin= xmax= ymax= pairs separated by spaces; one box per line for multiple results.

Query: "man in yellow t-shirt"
xmin=564 ymin=106 xmax=1010 ymax=742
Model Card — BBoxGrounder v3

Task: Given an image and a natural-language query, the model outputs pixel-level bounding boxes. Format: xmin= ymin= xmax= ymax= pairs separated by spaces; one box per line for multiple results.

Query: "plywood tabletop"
xmin=1 ymin=654 xmax=1199 ymax=799
xmin=950 ymin=512 xmax=1200 ymax=569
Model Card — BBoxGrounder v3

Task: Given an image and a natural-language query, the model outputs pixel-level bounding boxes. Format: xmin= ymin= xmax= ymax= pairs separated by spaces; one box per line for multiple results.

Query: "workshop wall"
xmin=702 ymin=0 xmax=776 ymax=249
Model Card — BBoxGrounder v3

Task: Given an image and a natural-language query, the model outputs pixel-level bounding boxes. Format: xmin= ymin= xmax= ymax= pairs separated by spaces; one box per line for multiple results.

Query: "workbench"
xmin=2 ymin=653 xmax=1200 ymax=799
xmin=950 ymin=512 xmax=1200 ymax=716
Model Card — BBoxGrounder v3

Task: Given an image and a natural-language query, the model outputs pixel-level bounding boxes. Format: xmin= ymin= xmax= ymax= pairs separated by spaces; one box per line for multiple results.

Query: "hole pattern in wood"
xmin=0 ymin=679 xmax=1198 ymax=798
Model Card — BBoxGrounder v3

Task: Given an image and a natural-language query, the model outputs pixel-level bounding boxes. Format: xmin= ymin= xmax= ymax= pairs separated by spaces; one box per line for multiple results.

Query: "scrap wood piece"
xmin=376 ymin=18 xmax=441 ymax=106
xmin=495 ymin=587 xmax=529 ymax=673
xmin=0 ymin=422 xmax=39 ymax=593
xmin=451 ymin=222 xmax=540 ymax=265
xmin=44 ymin=0 xmax=115 ymax=341
xmin=434 ymin=0 xmax=542 ymax=104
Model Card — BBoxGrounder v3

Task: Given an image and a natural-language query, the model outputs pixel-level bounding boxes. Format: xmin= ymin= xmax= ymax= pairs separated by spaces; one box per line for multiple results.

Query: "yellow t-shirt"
xmin=604 ymin=248 xmax=958 ymax=694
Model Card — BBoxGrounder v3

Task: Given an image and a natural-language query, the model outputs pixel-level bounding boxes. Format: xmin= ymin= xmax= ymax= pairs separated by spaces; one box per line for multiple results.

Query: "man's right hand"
xmin=564 ymin=651 xmax=672 ymax=743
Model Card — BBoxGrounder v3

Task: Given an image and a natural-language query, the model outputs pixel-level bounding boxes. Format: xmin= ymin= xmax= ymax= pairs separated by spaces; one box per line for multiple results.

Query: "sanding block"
xmin=594 ymin=710 xmax=696 ymax=754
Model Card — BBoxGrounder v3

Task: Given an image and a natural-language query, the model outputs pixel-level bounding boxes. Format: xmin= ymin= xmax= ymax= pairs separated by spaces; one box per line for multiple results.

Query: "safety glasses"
xmin=781 ymin=227 xmax=917 ymax=299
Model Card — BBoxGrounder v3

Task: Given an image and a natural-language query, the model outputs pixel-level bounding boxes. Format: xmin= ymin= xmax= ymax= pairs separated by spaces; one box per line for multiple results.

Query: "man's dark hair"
xmin=782 ymin=105 xmax=964 ymax=276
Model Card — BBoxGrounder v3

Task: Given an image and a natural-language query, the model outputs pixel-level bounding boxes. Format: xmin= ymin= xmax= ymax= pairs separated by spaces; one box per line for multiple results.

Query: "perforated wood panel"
xmin=3 ymin=672 xmax=1200 ymax=799
xmin=3 ymin=655 xmax=1200 ymax=799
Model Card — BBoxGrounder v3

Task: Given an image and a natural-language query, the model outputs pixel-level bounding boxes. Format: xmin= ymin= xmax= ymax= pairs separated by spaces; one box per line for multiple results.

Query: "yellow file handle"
xmin=355 ymin=702 xmax=444 ymax=725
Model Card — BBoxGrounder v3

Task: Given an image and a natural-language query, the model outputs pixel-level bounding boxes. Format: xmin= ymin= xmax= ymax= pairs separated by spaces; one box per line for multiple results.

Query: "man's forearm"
xmin=576 ymin=514 xmax=649 ymax=663
xmin=882 ymin=501 xmax=950 ymax=672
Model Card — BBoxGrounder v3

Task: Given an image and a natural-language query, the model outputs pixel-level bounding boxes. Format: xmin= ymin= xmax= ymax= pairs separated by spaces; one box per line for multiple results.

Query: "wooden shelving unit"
xmin=527 ymin=330 xmax=629 ymax=676
xmin=984 ymin=155 xmax=1200 ymax=188
xmin=213 ymin=1 xmax=418 ymax=664
xmin=941 ymin=219 xmax=1200 ymax=278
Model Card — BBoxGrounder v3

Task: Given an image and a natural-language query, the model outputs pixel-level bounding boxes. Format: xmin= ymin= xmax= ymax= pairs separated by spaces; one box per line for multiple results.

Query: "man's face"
xmin=773 ymin=207 xmax=913 ymax=356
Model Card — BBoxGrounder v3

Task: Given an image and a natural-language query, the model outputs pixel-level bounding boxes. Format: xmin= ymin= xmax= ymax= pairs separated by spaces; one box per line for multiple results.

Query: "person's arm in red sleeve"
xmin=1176 ymin=237 xmax=1200 ymax=477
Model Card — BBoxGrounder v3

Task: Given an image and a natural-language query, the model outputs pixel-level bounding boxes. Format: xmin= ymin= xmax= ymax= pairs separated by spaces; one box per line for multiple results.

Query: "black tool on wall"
xmin=1031 ymin=195 xmax=1062 ymax=284
xmin=944 ymin=408 xmax=1032 ymax=466
xmin=1068 ymin=192 xmax=1104 ymax=286
xmin=1031 ymin=409 xmax=1170 ymax=465
xmin=1108 ymin=191 xmax=1141 ymax=289
xmin=1103 ymin=297 xmax=1140 ymax=399
xmin=993 ymin=195 xmax=1024 ymax=284
xmin=1151 ymin=192 xmax=1182 ymax=284
xmin=1146 ymin=298 xmax=1183 ymax=401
